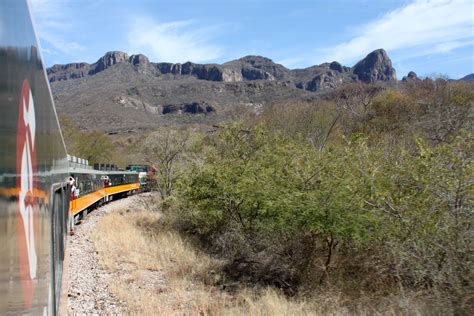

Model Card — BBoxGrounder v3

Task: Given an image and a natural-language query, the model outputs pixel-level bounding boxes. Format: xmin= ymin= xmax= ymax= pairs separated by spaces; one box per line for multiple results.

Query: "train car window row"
xmin=73 ymin=173 xmax=102 ymax=197
xmin=72 ymin=172 xmax=138 ymax=198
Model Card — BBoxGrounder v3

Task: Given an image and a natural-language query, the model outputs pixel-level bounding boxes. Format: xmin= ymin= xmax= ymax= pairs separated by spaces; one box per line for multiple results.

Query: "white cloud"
xmin=37 ymin=31 xmax=86 ymax=54
xmin=29 ymin=0 xmax=86 ymax=55
xmin=127 ymin=16 xmax=223 ymax=63
xmin=316 ymin=0 xmax=474 ymax=65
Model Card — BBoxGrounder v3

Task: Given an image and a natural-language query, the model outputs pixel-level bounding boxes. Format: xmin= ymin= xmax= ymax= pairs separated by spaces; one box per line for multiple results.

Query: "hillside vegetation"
xmin=142 ymin=78 xmax=473 ymax=314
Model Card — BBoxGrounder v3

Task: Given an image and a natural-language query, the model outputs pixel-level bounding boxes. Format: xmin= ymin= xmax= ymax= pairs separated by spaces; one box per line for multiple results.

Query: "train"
xmin=69 ymin=156 xmax=140 ymax=226
xmin=0 ymin=2 xmax=141 ymax=314
xmin=126 ymin=164 xmax=156 ymax=192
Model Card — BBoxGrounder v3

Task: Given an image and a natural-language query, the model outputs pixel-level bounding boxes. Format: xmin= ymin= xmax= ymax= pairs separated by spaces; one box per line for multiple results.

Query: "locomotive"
xmin=0 ymin=2 xmax=140 ymax=314
xmin=126 ymin=164 xmax=156 ymax=192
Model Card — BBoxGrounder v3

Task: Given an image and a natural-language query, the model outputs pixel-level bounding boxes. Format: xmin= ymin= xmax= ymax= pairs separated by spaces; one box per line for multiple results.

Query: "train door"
xmin=50 ymin=184 xmax=69 ymax=315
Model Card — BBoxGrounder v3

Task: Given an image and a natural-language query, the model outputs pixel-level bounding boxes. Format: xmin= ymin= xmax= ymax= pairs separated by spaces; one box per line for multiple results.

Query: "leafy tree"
xmin=259 ymin=101 xmax=341 ymax=151
xmin=143 ymin=128 xmax=190 ymax=200
xmin=418 ymin=80 xmax=473 ymax=144
xmin=158 ymin=80 xmax=473 ymax=310
xmin=329 ymin=82 xmax=384 ymax=135
xmin=369 ymin=90 xmax=417 ymax=134
xmin=172 ymin=118 xmax=472 ymax=306
xmin=177 ymin=123 xmax=381 ymax=286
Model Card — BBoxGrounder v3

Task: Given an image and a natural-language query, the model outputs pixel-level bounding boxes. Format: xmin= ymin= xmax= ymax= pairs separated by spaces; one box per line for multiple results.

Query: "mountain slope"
xmin=459 ymin=73 xmax=474 ymax=81
xmin=49 ymin=49 xmax=399 ymax=132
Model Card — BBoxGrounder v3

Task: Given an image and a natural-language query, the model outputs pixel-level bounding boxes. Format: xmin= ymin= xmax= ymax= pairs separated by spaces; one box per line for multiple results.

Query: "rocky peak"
xmin=402 ymin=71 xmax=420 ymax=82
xmin=104 ymin=51 xmax=129 ymax=63
xmin=329 ymin=61 xmax=344 ymax=72
xmin=129 ymin=54 xmax=149 ymax=66
xmin=92 ymin=51 xmax=129 ymax=73
xmin=239 ymin=55 xmax=275 ymax=66
xmin=352 ymin=49 xmax=396 ymax=83
xmin=235 ymin=55 xmax=289 ymax=80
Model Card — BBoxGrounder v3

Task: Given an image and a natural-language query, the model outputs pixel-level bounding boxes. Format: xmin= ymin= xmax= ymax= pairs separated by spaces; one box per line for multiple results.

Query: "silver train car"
xmin=0 ymin=1 xmax=70 ymax=314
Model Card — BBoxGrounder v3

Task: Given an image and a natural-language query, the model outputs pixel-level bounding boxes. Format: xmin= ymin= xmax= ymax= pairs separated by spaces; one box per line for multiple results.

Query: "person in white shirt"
xmin=68 ymin=176 xmax=76 ymax=235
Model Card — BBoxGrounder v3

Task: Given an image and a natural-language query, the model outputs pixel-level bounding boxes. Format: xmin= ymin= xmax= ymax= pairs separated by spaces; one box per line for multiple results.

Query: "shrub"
xmin=174 ymin=122 xmax=472 ymax=311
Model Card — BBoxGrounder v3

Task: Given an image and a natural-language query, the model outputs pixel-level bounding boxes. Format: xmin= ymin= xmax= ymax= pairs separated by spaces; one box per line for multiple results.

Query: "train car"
xmin=0 ymin=1 xmax=70 ymax=314
xmin=105 ymin=170 xmax=140 ymax=197
xmin=69 ymin=168 xmax=139 ymax=220
xmin=126 ymin=164 xmax=155 ymax=192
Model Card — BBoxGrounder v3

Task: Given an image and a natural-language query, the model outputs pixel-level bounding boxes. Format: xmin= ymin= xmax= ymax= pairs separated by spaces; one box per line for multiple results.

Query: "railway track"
xmin=64 ymin=194 xmax=147 ymax=314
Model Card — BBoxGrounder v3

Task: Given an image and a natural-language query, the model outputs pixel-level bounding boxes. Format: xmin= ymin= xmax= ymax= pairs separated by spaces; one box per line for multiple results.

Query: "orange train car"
xmin=69 ymin=169 xmax=139 ymax=220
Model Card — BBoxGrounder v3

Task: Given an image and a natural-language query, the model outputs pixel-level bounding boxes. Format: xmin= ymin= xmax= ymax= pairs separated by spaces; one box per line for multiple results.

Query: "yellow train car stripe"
xmin=69 ymin=183 xmax=139 ymax=216
xmin=70 ymin=189 xmax=105 ymax=215
xmin=104 ymin=183 xmax=140 ymax=196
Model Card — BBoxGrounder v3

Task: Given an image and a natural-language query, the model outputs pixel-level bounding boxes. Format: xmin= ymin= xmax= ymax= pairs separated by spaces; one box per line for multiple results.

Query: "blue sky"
xmin=30 ymin=0 xmax=473 ymax=79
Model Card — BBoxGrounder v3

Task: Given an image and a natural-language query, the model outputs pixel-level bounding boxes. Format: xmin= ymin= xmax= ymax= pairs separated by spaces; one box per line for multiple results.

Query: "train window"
xmin=84 ymin=180 xmax=92 ymax=194
xmin=78 ymin=182 xmax=83 ymax=197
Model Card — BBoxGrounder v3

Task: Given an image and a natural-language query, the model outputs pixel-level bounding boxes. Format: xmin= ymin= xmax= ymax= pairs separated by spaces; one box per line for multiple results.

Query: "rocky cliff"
xmin=48 ymin=49 xmax=398 ymax=93
xmin=352 ymin=49 xmax=397 ymax=83
xmin=48 ymin=49 xmax=403 ymax=132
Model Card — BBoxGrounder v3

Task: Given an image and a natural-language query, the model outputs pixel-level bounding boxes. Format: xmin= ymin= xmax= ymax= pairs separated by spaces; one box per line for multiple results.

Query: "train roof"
xmin=69 ymin=167 xmax=137 ymax=175
xmin=108 ymin=170 xmax=138 ymax=175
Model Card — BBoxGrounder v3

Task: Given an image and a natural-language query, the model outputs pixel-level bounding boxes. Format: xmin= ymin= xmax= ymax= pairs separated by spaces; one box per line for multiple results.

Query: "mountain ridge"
xmin=47 ymin=49 xmax=397 ymax=93
xmin=459 ymin=73 xmax=474 ymax=81
xmin=49 ymin=49 xmax=469 ymax=134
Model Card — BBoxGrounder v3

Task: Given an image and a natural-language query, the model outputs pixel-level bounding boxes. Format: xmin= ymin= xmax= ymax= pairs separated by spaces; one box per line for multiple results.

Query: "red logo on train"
xmin=16 ymin=79 xmax=38 ymax=308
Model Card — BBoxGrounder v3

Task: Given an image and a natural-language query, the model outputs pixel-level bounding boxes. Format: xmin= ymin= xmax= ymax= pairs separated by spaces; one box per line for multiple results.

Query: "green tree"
xmin=143 ymin=128 xmax=190 ymax=200
xmin=177 ymin=123 xmax=380 ymax=286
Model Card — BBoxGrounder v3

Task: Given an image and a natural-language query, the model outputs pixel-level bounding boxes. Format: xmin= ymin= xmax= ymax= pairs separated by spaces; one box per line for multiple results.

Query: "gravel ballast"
xmin=66 ymin=195 xmax=145 ymax=314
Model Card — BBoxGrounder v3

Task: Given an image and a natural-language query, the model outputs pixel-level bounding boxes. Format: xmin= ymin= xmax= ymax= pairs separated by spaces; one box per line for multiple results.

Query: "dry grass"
xmin=92 ymin=208 xmax=230 ymax=315
xmin=92 ymin=205 xmax=430 ymax=315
